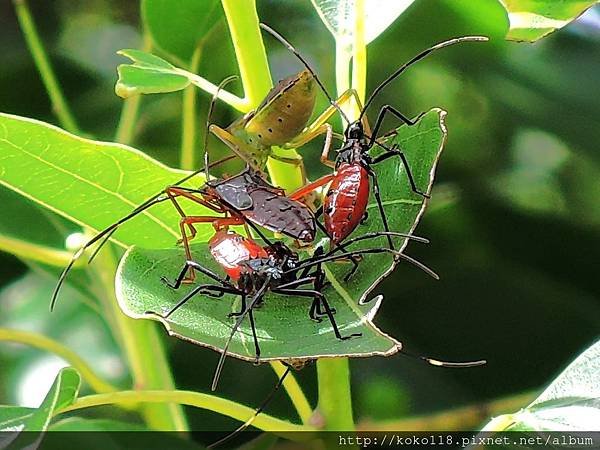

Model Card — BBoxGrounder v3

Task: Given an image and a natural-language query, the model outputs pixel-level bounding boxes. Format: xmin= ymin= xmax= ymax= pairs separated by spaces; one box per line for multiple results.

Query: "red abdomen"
xmin=324 ymin=163 xmax=370 ymax=244
xmin=209 ymin=231 xmax=268 ymax=280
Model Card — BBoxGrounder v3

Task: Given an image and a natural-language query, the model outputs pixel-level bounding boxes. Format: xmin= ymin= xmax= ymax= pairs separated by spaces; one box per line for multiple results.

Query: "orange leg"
xmin=166 ymin=187 xmax=226 ymax=240
xmin=177 ymin=215 xmax=246 ymax=283
xmin=290 ymin=174 xmax=335 ymax=202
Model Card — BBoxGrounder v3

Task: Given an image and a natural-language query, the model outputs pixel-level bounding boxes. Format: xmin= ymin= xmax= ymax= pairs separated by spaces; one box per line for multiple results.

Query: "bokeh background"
xmin=0 ymin=0 xmax=599 ymax=436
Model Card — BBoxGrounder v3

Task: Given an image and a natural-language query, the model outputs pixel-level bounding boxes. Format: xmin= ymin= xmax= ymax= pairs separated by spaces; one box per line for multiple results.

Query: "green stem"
xmin=0 ymin=234 xmax=84 ymax=268
xmin=316 ymin=3 xmax=368 ymax=432
xmin=0 ymin=328 xmax=117 ymax=394
xmin=89 ymin=246 xmax=188 ymax=431
xmin=317 ymin=359 xmax=354 ymax=430
xmin=221 ymin=0 xmax=272 ymax=109
xmin=57 ymin=390 xmax=313 ymax=433
xmin=180 ymin=71 xmax=246 ymax=112
xmin=221 ymin=0 xmax=310 ymax=419
xmin=13 ymin=0 xmax=79 ymax=134
xmin=115 ymin=35 xmax=152 ymax=145
xmin=351 ymin=0 xmax=367 ymax=105
xmin=180 ymin=46 xmax=203 ymax=170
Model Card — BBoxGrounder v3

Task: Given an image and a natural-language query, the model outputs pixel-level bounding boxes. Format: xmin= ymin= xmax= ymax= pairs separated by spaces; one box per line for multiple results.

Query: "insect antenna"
xmin=325 ymin=231 xmax=429 ymax=257
xmin=52 ymin=77 xmax=242 ymax=311
xmin=286 ymin=247 xmax=439 ymax=280
xmin=259 ymin=23 xmax=351 ymax=125
xmin=211 ymin=277 xmax=271 ymax=391
xmin=204 ymin=75 xmax=239 ymax=180
xmin=360 ymin=35 xmax=489 ymax=121
xmin=400 ymin=348 xmax=486 ymax=368
xmin=208 ymin=364 xmax=292 ymax=448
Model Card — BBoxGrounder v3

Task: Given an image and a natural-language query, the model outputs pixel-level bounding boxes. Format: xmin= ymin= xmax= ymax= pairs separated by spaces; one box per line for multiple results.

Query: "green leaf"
xmin=142 ymin=0 xmax=222 ymax=64
xmin=116 ymin=109 xmax=446 ymax=361
xmin=311 ymin=0 xmax=416 ymax=47
xmin=0 ymin=367 xmax=80 ymax=448
xmin=480 ymin=340 xmax=600 ymax=431
xmin=498 ymin=0 xmax=599 ymax=41
xmin=115 ymin=49 xmax=192 ymax=98
xmin=0 ymin=113 xmax=213 ymax=249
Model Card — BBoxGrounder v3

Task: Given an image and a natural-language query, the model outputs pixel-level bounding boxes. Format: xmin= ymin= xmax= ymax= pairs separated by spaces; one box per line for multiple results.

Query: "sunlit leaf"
xmin=0 ymin=367 xmax=80 ymax=449
xmin=115 ymin=49 xmax=192 ymax=98
xmin=0 ymin=113 xmax=213 ymax=250
xmin=498 ymin=0 xmax=600 ymax=41
xmin=0 ymin=187 xmax=80 ymax=264
xmin=311 ymin=0 xmax=416 ymax=48
xmin=479 ymin=340 xmax=600 ymax=431
xmin=116 ymin=109 xmax=446 ymax=361
xmin=142 ymin=0 xmax=222 ymax=64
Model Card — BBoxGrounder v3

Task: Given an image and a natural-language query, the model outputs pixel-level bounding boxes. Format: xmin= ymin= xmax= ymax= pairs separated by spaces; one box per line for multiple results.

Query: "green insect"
xmin=209 ymin=69 xmax=338 ymax=182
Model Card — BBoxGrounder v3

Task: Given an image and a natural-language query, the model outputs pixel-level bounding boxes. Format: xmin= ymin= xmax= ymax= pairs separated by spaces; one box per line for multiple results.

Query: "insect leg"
xmin=367 ymin=168 xmax=394 ymax=250
xmin=371 ymin=143 xmax=430 ymax=198
xmin=247 ymin=307 xmax=261 ymax=364
xmin=209 ymin=124 xmax=266 ymax=174
xmin=212 ymin=278 xmax=271 ymax=391
xmin=289 ymin=174 xmax=335 ymax=201
xmin=368 ymin=105 xmax=424 ymax=148
xmin=207 ymin=365 xmax=292 ymax=449
xmin=150 ymin=284 xmax=241 ymax=319
xmin=228 ymin=293 xmax=247 ymax=317
xmin=161 ymin=259 xmax=233 ymax=289
xmin=274 ymin=288 xmax=360 ymax=340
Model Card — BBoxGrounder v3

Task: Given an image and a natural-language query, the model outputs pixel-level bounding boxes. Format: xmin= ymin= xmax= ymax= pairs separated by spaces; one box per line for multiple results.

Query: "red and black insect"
xmin=262 ymin=24 xmax=488 ymax=250
xmin=49 ymin=162 xmax=321 ymax=310
xmin=149 ymin=229 xmax=433 ymax=391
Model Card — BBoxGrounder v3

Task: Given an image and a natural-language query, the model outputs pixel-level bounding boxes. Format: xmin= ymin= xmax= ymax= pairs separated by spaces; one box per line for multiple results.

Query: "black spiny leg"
xmin=228 ymin=293 xmax=247 ymax=318
xmin=149 ymin=284 xmax=241 ymax=319
xmin=372 ymin=143 xmax=430 ymax=199
xmin=273 ymin=289 xmax=360 ymax=340
xmin=367 ymin=167 xmax=394 ymax=251
xmin=369 ymin=105 xmax=424 ymax=147
xmin=161 ymin=260 xmax=232 ymax=289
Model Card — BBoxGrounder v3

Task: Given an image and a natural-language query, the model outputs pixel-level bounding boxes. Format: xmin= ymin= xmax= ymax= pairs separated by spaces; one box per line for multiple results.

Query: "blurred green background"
xmin=0 ymin=0 xmax=599 ymax=435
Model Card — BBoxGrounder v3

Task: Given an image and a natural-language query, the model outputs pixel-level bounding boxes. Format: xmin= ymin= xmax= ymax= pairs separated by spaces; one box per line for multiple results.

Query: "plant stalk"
xmin=0 ymin=328 xmax=117 ymax=394
xmin=220 ymin=0 xmax=312 ymax=419
xmin=57 ymin=390 xmax=313 ymax=433
xmin=13 ymin=0 xmax=79 ymax=134
xmin=90 ymin=246 xmax=189 ymax=431
xmin=316 ymin=2 xmax=368 ymax=432
xmin=180 ymin=46 xmax=203 ymax=170
xmin=221 ymin=0 xmax=272 ymax=110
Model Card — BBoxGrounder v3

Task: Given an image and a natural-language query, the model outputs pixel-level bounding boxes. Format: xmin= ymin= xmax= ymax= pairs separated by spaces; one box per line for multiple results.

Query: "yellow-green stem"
xmin=90 ymin=246 xmax=188 ymax=431
xmin=115 ymin=36 xmax=151 ymax=145
xmin=317 ymin=359 xmax=354 ymax=430
xmin=221 ymin=0 xmax=311 ymax=420
xmin=270 ymin=362 xmax=313 ymax=424
xmin=0 ymin=234 xmax=84 ymax=268
xmin=352 ymin=0 xmax=367 ymax=105
xmin=13 ymin=0 xmax=79 ymax=134
xmin=316 ymin=2 xmax=368 ymax=432
xmin=180 ymin=46 xmax=203 ymax=170
xmin=221 ymin=0 xmax=272 ymax=109
xmin=57 ymin=390 xmax=313 ymax=434
xmin=0 ymin=328 xmax=117 ymax=394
